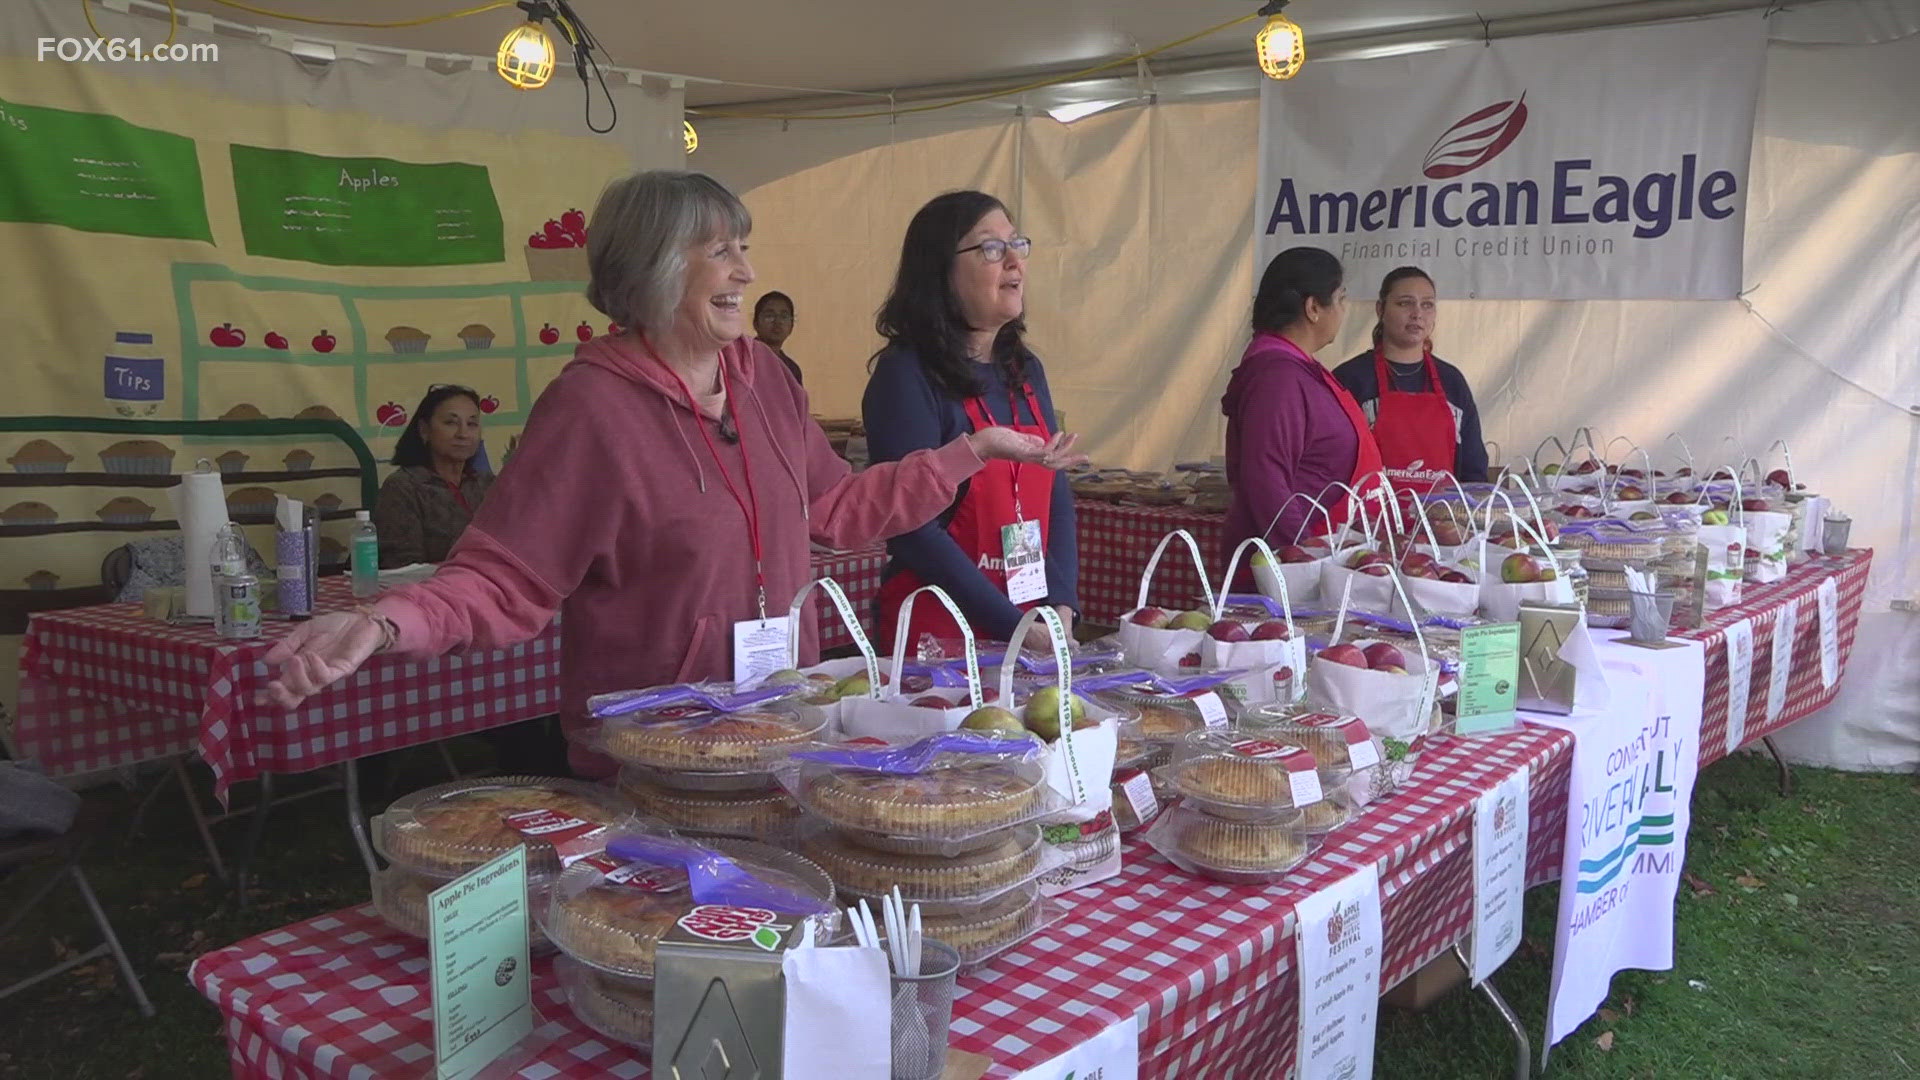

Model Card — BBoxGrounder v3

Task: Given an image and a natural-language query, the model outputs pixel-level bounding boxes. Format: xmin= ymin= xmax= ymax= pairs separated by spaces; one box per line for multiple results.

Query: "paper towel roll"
xmin=170 ymin=470 xmax=228 ymax=617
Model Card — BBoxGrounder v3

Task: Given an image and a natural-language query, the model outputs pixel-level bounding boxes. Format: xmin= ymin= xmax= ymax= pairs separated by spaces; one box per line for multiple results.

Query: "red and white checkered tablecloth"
xmin=1074 ymin=500 xmax=1228 ymax=625
xmin=190 ymin=724 xmax=1572 ymax=1080
xmin=1675 ymin=550 xmax=1872 ymax=766
xmin=808 ymin=544 xmax=888 ymax=651
xmin=16 ymin=550 xmax=890 ymax=801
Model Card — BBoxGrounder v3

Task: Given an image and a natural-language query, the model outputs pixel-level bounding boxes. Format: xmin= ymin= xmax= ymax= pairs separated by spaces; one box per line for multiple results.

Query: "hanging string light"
xmin=683 ymin=119 xmax=699 ymax=154
xmin=496 ymin=16 xmax=554 ymax=89
xmin=493 ymin=0 xmax=619 ymax=131
xmin=1254 ymin=1 xmax=1306 ymax=81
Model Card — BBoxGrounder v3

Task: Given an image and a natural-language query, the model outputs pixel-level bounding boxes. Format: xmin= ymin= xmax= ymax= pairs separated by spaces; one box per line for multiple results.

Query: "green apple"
xmin=833 ymin=672 xmax=873 ymax=698
xmin=1701 ymin=509 xmax=1730 ymax=526
xmin=1251 ymin=550 xmax=1273 ymax=568
xmin=763 ymin=669 xmax=807 ymax=688
xmin=1021 ymin=687 xmax=1089 ymax=741
xmin=959 ymin=706 xmax=1030 ymax=738
xmin=1169 ymin=610 xmax=1213 ymax=632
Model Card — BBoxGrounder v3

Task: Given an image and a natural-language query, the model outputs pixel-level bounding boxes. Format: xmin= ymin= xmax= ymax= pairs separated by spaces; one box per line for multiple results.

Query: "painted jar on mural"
xmin=104 ymin=331 xmax=165 ymax=416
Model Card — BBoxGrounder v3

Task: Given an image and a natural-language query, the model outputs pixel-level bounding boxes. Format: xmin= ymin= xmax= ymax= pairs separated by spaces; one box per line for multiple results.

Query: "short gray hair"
xmin=585 ymin=170 xmax=753 ymax=332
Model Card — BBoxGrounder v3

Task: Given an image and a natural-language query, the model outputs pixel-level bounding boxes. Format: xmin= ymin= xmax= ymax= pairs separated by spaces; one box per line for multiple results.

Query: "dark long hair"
xmin=1371 ymin=265 xmax=1435 ymax=344
xmin=873 ymin=191 xmax=1029 ymax=400
xmin=1252 ymin=246 xmax=1344 ymax=335
xmin=753 ymin=291 xmax=792 ymax=320
xmin=392 ymin=385 xmax=483 ymax=467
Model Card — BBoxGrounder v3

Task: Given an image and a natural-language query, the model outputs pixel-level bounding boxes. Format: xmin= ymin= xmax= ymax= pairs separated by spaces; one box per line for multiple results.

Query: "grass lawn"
xmin=1 ymin=746 xmax=1914 ymax=1079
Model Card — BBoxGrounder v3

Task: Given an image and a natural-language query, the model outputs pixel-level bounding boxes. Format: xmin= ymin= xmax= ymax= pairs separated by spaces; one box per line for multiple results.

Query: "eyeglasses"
xmin=956 ymin=236 xmax=1032 ymax=263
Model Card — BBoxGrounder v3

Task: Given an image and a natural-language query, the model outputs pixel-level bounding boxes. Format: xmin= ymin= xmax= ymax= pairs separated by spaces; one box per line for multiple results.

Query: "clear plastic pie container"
xmin=369 ymin=864 xmax=556 ymax=951
xmin=802 ymin=824 xmax=1049 ymax=906
xmin=911 ymin=881 xmax=1049 ymax=969
xmin=1146 ymin=803 xmax=1318 ymax=884
xmin=539 ymin=838 xmax=835 ymax=980
xmin=371 ymin=775 xmax=633 ymax=878
xmin=617 ymin=766 xmax=804 ymax=840
xmin=793 ymin=757 xmax=1052 ymax=845
xmin=1159 ymin=731 xmax=1323 ymax=823
xmin=594 ymin=703 xmax=828 ymax=772
xmin=618 ymin=761 xmax=783 ymax=794
xmin=554 ymin=953 xmax=653 ymax=1050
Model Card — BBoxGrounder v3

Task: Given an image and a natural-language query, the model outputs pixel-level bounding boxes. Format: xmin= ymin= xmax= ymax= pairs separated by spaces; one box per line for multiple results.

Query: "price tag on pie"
xmin=1340 ymin=720 xmax=1381 ymax=771
xmin=1231 ymin=738 xmax=1323 ymax=806
xmin=1194 ymin=692 xmax=1229 ymax=729
xmin=1117 ymin=769 xmax=1159 ymax=825
xmin=1816 ymin=577 xmax=1840 ymax=689
xmin=500 ymin=809 xmax=608 ymax=868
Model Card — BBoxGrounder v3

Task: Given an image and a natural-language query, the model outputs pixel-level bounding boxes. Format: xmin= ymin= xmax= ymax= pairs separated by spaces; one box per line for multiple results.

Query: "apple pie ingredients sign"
xmin=231 ymin=145 xmax=503 ymax=266
xmin=0 ymin=97 xmax=211 ymax=241
xmin=429 ymin=847 xmax=532 ymax=1080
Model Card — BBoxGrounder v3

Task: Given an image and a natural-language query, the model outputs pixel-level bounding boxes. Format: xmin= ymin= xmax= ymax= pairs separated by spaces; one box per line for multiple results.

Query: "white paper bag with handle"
xmin=1114 ymin=530 xmax=1216 ymax=674
xmin=1391 ymin=495 xmax=1483 ymax=617
xmin=784 ymin=577 xmax=882 ymax=734
xmin=1698 ymin=471 xmax=1749 ymax=608
xmin=1250 ymin=492 xmax=1337 ymax=606
xmin=1304 ymin=573 xmax=1441 ymax=741
xmin=1476 ymin=492 xmax=1574 ymax=622
xmin=1317 ymin=486 xmax=1401 ymax=612
xmin=1734 ymin=468 xmax=1792 ymax=585
xmin=1208 ymin=538 xmax=1308 ymax=704
xmin=1002 ymin=606 xmax=1118 ymax=825
xmin=840 ymin=586 xmax=984 ymax=741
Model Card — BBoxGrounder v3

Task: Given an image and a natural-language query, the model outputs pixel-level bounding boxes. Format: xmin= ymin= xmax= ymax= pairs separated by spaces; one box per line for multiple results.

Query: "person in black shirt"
xmin=753 ymin=290 xmax=804 ymax=385
xmin=1332 ymin=266 xmax=1488 ymax=485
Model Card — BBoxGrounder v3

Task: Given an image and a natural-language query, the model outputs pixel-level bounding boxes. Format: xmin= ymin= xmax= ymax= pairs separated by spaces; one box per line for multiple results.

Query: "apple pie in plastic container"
xmin=1240 ymin=705 xmax=1398 ymax=808
xmin=915 ymin=881 xmax=1058 ymax=971
xmin=788 ymin=732 xmax=1056 ymax=852
xmin=371 ymin=776 xmax=633 ymax=879
xmin=540 ymin=836 xmax=836 ymax=980
xmin=554 ymin=954 xmax=653 ymax=1051
xmin=1158 ymin=731 xmax=1342 ymax=828
xmin=369 ymin=864 xmax=557 ymax=951
xmin=803 ymin=823 xmax=1062 ymax=907
xmin=617 ymin=766 xmax=804 ymax=841
xmin=585 ymin=682 xmax=827 ymax=774
xmin=1146 ymin=803 xmax=1317 ymax=884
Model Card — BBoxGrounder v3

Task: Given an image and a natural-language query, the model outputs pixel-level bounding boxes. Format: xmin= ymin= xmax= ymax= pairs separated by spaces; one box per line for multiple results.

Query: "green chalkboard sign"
xmin=0 ymin=97 xmax=211 ymax=241
xmin=230 ymin=145 xmax=504 ymax=267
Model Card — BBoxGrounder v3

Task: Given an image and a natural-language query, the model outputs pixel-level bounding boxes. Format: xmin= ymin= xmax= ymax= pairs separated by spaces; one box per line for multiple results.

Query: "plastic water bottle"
xmin=211 ymin=524 xmax=261 ymax=639
xmin=351 ymin=510 xmax=380 ymax=598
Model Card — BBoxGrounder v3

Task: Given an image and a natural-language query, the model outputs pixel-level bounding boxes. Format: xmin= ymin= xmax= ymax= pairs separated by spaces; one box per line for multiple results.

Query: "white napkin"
xmin=782 ymin=945 xmax=891 ymax=1080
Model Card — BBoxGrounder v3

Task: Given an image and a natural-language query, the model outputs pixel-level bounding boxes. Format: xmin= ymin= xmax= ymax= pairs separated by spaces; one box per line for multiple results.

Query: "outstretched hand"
xmin=256 ymin=611 xmax=385 ymax=710
xmin=968 ymin=428 xmax=1089 ymax=472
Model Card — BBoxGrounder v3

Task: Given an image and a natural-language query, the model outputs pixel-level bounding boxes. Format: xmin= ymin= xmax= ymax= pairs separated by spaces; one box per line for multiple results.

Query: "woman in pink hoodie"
xmin=260 ymin=171 xmax=1083 ymax=775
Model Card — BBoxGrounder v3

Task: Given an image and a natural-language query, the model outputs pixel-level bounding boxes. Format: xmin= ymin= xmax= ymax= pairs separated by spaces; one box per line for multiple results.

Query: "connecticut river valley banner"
xmin=1256 ymin=14 xmax=1765 ymax=299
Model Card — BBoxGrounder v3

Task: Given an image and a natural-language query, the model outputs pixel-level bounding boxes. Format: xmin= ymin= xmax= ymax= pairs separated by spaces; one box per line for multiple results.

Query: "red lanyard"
xmin=645 ymin=335 xmax=769 ymax=616
xmin=971 ymin=387 xmax=1032 ymax=521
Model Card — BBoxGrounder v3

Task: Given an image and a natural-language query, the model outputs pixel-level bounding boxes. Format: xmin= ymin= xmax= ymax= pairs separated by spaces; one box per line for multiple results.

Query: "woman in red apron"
xmin=1333 ymin=267 xmax=1490 ymax=488
xmin=863 ymin=191 xmax=1085 ymax=651
xmin=1223 ymin=247 xmax=1386 ymax=574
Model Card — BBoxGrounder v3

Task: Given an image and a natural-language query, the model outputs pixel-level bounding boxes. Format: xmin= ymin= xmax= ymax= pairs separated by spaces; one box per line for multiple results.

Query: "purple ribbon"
xmin=790 ymin=731 xmax=1038 ymax=775
xmin=604 ymin=833 xmax=830 ymax=915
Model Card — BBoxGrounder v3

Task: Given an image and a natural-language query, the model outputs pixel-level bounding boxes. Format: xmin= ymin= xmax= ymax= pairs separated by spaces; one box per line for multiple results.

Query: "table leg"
xmin=1761 ymin=735 xmax=1794 ymax=796
xmin=1452 ymin=944 xmax=1531 ymax=1080
xmin=234 ymin=772 xmax=275 ymax=910
xmin=173 ymin=758 xmax=229 ymax=881
xmin=343 ymin=760 xmax=380 ymax=878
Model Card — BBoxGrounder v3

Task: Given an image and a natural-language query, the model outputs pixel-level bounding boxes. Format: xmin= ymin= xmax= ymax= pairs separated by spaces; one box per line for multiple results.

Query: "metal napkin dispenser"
xmin=1517 ymin=603 xmax=1583 ymax=715
xmin=653 ymin=906 xmax=803 ymax=1079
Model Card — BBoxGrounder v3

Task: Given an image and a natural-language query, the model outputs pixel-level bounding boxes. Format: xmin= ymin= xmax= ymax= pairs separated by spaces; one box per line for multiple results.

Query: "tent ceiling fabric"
xmin=167 ymin=0 xmax=1600 ymax=105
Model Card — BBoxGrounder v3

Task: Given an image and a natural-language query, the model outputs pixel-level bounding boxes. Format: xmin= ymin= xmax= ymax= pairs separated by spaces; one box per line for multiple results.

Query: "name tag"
xmin=1002 ymin=520 xmax=1047 ymax=605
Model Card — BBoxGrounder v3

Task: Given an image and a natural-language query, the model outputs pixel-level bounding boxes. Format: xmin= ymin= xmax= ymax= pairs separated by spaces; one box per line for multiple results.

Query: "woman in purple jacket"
xmin=1222 ymin=247 xmax=1384 ymax=563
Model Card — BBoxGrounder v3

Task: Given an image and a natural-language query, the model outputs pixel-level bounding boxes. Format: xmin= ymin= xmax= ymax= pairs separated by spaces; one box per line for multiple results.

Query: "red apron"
xmin=1370 ymin=347 xmax=1456 ymax=494
xmin=878 ymin=383 xmax=1056 ymax=645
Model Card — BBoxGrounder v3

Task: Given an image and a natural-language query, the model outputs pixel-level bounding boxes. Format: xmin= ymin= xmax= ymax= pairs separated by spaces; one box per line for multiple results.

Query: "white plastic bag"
xmin=1304 ymin=574 xmax=1441 ymax=741
xmin=1249 ymin=491 xmax=1336 ymax=606
xmin=1114 ymin=529 xmax=1217 ymax=675
xmin=1208 ymin=538 xmax=1310 ymax=705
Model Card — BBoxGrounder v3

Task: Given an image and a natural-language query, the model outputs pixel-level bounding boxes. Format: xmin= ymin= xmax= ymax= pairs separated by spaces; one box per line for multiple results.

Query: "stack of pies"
xmin=369 ymin=865 xmax=557 ymax=951
xmin=918 ymin=883 xmax=1046 ymax=965
xmin=372 ymin=777 xmax=632 ymax=878
xmin=802 ymin=825 xmax=1044 ymax=905
xmin=1143 ymin=730 xmax=1334 ymax=884
xmin=598 ymin=705 xmax=826 ymax=773
xmin=617 ymin=767 xmax=804 ymax=841
xmin=798 ymin=758 xmax=1045 ymax=843
xmin=1161 ymin=732 xmax=1324 ymax=822
xmin=540 ymin=839 xmax=834 ymax=980
xmin=1150 ymin=805 xmax=1313 ymax=883
xmin=554 ymin=954 xmax=653 ymax=1050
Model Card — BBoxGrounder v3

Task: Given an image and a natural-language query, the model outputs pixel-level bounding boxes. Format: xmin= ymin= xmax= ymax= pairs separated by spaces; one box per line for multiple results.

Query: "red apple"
xmin=264 ymin=331 xmax=289 ymax=351
xmin=560 ymin=208 xmax=587 ymax=233
xmin=478 ymin=395 xmax=500 ymax=414
xmin=209 ymin=323 xmax=245 ymax=347
xmin=1400 ymin=552 xmax=1439 ymax=574
xmin=1359 ymin=564 xmax=1391 ymax=578
xmin=1675 ymin=466 xmax=1694 ymax=477
xmin=576 ymin=321 xmax=594 ymax=342
xmin=1573 ymin=460 xmax=1601 ymax=475
xmin=375 ymin=402 xmax=408 ymax=428
xmin=1742 ymin=498 xmax=1772 ymax=512
xmin=1129 ymin=607 xmax=1171 ymax=628
xmin=1251 ymin=620 xmax=1292 ymax=642
xmin=1319 ymin=643 xmax=1369 ymax=669
xmin=1362 ymin=643 xmax=1406 ymax=670
xmin=1500 ymin=552 xmax=1541 ymax=584
xmin=1440 ymin=569 xmax=1473 ymax=584
xmin=910 ymin=695 xmax=950 ymax=708
xmin=609 ymin=323 xmax=623 ymax=335
xmin=1615 ymin=485 xmax=1645 ymax=501
xmin=528 ymin=232 xmax=558 ymax=249
xmin=1621 ymin=468 xmax=1646 ymax=479
xmin=1766 ymin=468 xmax=1791 ymax=488
xmin=1277 ymin=545 xmax=1319 ymax=564
xmin=1665 ymin=491 xmax=1695 ymax=505
xmin=1539 ymin=567 xmax=1559 ymax=581
xmin=543 ymin=219 xmax=567 ymax=244
xmin=1430 ymin=521 xmax=1467 ymax=546
xmin=311 ymin=330 xmax=336 ymax=353
xmin=538 ymin=323 xmax=560 ymax=345
xmin=1208 ymin=620 xmax=1251 ymax=643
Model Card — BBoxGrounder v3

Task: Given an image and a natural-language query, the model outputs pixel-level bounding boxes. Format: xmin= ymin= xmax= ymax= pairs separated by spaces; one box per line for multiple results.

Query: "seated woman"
xmin=371 ymin=385 xmax=493 ymax=568
xmin=862 ymin=191 xmax=1081 ymax=651
xmin=753 ymin=291 xmax=803 ymax=385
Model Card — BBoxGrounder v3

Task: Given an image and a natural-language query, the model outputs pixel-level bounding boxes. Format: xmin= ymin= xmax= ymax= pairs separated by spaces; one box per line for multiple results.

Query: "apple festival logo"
xmin=1422 ymin=95 xmax=1529 ymax=180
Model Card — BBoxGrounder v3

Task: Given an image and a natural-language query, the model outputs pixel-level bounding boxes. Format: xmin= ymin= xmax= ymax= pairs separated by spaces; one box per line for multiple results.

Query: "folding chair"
xmin=0 ymin=800 xmax=154 ymax=1017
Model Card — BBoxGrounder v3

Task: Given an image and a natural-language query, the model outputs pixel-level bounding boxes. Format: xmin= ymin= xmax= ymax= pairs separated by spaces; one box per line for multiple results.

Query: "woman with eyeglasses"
xmin=257 ymin=170 xmax=1083 ymax=776
xmin=372 ymin=384 xmax=494 ymax=568
xmin=1330 ymin=266 xmax=1488 ymax=489
xmin=752 ymin=291 xmax=803 ymax=385
xmin=862 ymin=191 xmax=1082 ymax=652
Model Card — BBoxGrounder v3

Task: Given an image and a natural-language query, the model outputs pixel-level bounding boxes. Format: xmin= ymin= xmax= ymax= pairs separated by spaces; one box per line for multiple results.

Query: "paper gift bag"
xmin=840 ymin=586 xmax=985 ymax=741
xmin=1208 ymin=538 xmax=1309 ymax=703
xmin=1304 ymin=573 xmax=1440 ymax=741
xmin=1248 ymin=491 xmax=1342 ymax=605
xmin=1114 ymin=529 xmax=1217 ymax=674
xmin=1475 ymin=505 xmax=1575 ymax=622
xmin=784 ymin=577 xmax=882 ymax=734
